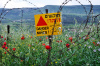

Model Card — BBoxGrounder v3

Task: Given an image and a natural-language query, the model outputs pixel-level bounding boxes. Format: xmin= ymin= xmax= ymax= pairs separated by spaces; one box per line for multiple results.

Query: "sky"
xmin=0 ymin=0 xmax=100 ymax=8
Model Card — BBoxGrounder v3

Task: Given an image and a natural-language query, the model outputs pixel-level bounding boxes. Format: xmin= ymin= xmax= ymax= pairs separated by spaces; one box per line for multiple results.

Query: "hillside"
xmin=0 ymin=5 xmax=100 ymax=24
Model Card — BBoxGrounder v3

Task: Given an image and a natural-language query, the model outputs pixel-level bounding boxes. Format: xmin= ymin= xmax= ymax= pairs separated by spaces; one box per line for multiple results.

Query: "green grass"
xmin=0 ymin=23 xmax=100 ymax=66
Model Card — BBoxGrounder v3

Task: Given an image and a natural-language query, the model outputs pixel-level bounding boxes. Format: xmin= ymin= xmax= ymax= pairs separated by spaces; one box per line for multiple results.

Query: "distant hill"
xmin=0 ymin=5 xmax=100 ymax=25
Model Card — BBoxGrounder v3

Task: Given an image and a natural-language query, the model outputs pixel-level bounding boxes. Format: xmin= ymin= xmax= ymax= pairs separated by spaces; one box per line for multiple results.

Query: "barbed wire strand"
xmin=23 ymin=0 xmax=43 ymax=14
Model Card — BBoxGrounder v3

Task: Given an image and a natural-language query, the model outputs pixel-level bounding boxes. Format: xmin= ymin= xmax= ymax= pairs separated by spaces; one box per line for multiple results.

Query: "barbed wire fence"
xmin=0 ymin=0 xmax=100 ymax=66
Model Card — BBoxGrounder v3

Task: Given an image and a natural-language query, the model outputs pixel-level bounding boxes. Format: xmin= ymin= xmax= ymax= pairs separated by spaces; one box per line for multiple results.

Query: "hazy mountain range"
xmin=0 ymin=5 xmax=100 ymax=25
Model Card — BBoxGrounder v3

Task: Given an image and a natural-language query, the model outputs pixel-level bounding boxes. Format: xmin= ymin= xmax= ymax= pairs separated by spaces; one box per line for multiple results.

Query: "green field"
xmin=0 ymin=22 xmax=100 ymax=66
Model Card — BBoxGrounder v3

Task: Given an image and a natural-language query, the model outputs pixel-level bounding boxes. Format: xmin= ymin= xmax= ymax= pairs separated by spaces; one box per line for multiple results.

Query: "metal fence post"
xmin=45 ymin=9 xmax=53 ymax=66
xmin=7 ymin=25 xmax=10 ymax=42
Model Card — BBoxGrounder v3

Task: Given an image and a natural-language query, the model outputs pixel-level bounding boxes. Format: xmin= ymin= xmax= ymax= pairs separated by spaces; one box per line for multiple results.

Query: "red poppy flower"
xmin=45 ymin=45 xmax=51 ymax=50
xmin=28 ymin=45 xmax=31 ymax=47
xmin=31 ymin=36 xmax=32 ymax=38
xmin=21 ymin=36 xmax=25 ymax=40
xmin=2 ymin=45 xmax=6 ymax=48
xmin=4 ymin=52 xmax=6 ymax=54
xmin=60 ymin=40 xmax=62 ymax=42
xmin=13 ymin=48 xmax=16 ymax=51
xmin=4 ymin=38 xmax=6 ymax=40
xmin=86 ymin=37 xmax=89 ymax=40
xmin=96 ymin=44 xmax=99 ymax=46
xmin=4 ymin=42 xmax=7 ymax=45
xmin=21 ymin=60 xmax=23 ymax=62
xmin=1 ymin=36 xmax=3 ymax=38
xmin=66 ymin=44 xmax=70 ymax=48
xmin=69 ymin=37 xmax=73 ymax=42
xmin=93 ymin=42 xmax=96 ymax=46
xmin=46 ymin=37 xmax=48 ymax=39
xmin=93 ymin=42 xmax=96 ymax=44
xmin=39 ymin=39 xmax=41 ymax=41
xmin=79 ymin=37 xmax=81 ymax=39
xmin=56 ymin=40 xmax=59 ymax=43
xmin=42 ymin=43 xmax=45 ymax=46
xmin=86 ymin=35 xmax=89 ymax=37
xmin=5 ymin=47 xmax=8 ymax=49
